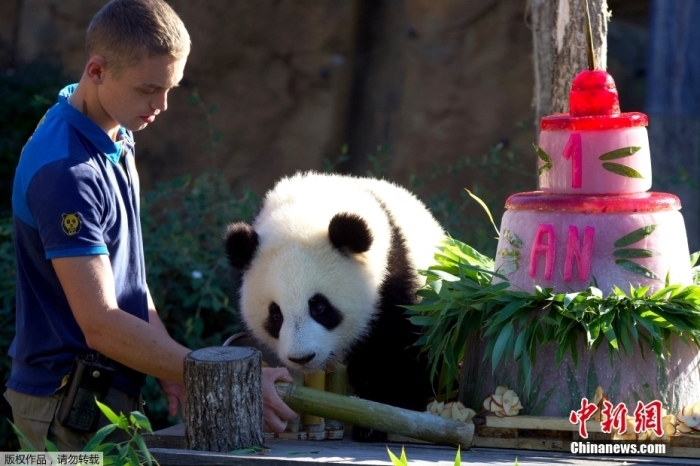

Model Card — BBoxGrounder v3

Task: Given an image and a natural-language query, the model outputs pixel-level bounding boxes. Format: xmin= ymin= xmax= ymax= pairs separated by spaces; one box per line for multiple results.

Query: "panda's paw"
xmin=352 ymin=425 xmax=388 ymax=443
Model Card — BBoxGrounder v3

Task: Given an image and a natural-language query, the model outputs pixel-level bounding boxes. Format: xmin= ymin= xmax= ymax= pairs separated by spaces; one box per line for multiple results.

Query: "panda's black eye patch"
xmin=308 ymin=294 xmax=343 ymax=330
xmin=264 ymin=302 xmax=283 ymax=339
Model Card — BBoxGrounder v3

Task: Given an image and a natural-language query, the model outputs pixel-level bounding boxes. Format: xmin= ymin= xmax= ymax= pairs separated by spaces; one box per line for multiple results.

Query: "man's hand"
xmin=158 ymin=378 xmax=186 ymax=419
xmin=261 ymin=367 xmax=298 ymax=433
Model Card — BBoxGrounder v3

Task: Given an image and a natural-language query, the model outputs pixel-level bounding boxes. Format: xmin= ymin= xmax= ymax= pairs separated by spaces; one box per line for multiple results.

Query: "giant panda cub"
xmin=224 ymin=171 xmax=446 ymax=439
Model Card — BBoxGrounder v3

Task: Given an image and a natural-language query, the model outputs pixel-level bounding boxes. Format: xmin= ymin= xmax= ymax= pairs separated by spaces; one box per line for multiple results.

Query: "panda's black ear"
xmin=223 ymin=222 xmax=259 ymax=270
xmin=328 ymin=213 xmax=373 ymax=254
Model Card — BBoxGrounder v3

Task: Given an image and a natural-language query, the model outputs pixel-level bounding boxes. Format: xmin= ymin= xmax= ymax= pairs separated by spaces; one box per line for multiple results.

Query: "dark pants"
xmin=4 ymin=387 xmax=143 ymax=451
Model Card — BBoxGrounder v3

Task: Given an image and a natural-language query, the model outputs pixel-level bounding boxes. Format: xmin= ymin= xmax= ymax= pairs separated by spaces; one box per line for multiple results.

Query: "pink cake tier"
xmin=537 ymin=71 xmax=651 ymax=194
xmin=493 ymin=192 xmax=692 ymax=293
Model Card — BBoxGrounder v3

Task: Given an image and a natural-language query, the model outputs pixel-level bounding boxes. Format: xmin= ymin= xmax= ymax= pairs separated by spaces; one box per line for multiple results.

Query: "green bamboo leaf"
xmin=618 ymin=320 xmax=634 ymax=356
xmin=127 ymin=446 xmax=140 ymax=466
xmin=490 ymin=300 xmax=527 ymax=327
xmin=602 ymin=162 xmax=644 ymax=178
xmin=465 ymin=189 xmax=500 ymax=237
xmin=614 ymin=225 xmax=658 ymax=247
xmin=691 ymin=251 xmax=700 ymax=267
xmin=130 ymin=411 xmax=153 ymax=433
xmin=538 ymin=162 xmax=553 ymax=175
xmin=10 ymin=422 xmax=38 ymax=452
xmin=96 ymin=399 xmax=122 ymax=427
xmin=569 ymin=331 xmax=579 ymax=368
xmin=95 ymin=443 xmax=117 ymax=454
xmin=513 ymin=329 xmax=527 ymax=361
xmin=134 ymin=434 xmax=153 ymax=466
xmin=492 ymin=322 xmax=514 ymax=373
xmin=598 ymin=146 xmax=641 ymax=160
xmin=615 ymin=259 xmax=661 ymax=280
xmin=387 ymin=447 xmax=408 ymax=466
xmin=44 ymin=438 xmax=59 ymax=453
xmin=83 ymin=424 xmax=117 ymax=452
xmin=533 ymin=144 xmax=552 ymax=164
xmin=454 ymin=446 xmax=462 ymax=466
xmin=613 ymin=248 xmax=658 ymax=259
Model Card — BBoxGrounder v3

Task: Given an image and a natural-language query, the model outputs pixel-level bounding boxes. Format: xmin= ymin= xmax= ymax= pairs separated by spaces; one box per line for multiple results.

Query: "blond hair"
xmin=86 ymin=0 xmax=190 ymax=75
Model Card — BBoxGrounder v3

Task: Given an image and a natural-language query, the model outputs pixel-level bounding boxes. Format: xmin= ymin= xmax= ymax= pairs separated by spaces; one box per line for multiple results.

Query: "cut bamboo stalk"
xmin=278 ymin=372 xmax=306 ymax=440
xmin=302 ymin=370 xmax=326 ymax=439
xmin=324 ymin=363 xmax=347 ymax=439
xmin=275 ymin=381 xmax=474 ymax=448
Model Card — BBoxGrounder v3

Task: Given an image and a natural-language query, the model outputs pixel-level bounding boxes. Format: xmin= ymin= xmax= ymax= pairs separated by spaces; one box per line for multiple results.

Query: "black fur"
xmin=309 ymin=293 xmax=343 ymax=330
xmin=264 ymin=302 xmax=283 ymax=339
xmin=328 ymin=213 xmax=373 ymax=255
xmin=223 ymin=222 xmax=259 ymax=270
xmin=345 ymin=200 xmax=434 ymax=440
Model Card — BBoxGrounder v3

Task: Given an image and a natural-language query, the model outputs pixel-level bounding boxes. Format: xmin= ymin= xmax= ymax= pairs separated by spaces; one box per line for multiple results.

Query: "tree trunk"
xmin=531 ymin=0 xmax=610 ymax=126
xmin=184 ymin=347 xmax=264 ymax=452
xmin=646 ymin=0 xmax=700 ymax=254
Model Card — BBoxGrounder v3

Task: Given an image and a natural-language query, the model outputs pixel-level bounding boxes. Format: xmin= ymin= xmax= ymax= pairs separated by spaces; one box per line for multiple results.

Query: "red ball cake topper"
xmin=569 ymin=69 xmax=620 ymax=116
xmin=541 ymin=69 xmax=648 ymax=131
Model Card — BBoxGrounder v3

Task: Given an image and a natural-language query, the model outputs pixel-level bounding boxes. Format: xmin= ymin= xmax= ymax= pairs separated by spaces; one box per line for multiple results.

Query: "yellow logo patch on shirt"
xmin=61 ymin=213 xmax=82 ymax=235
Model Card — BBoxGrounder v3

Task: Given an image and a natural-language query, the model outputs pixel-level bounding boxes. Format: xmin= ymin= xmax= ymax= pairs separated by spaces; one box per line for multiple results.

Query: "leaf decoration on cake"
xmin=533 ymin=144 xmax=553 ymax=175
xmin=615 ymin=259 xmax=661 ymax=280
xmin=498 ymin=231 xmax=522 ymax=275
xmin=613 ymin=249 xmax=658 ymax=259
xmin=598 ymin=146 xmax=641 ymax=161
xmin=601 ymin=162 xmax=644 ymax=179
xmin=503 ymin=229 xmax=523 ymax=249
xmin=497 ymin=260 xmax=519 ymax=275
xmin=499 ymin=248 xmax=521 ymax=260
xmin=614 ymin=225 xmax=658 ymax=247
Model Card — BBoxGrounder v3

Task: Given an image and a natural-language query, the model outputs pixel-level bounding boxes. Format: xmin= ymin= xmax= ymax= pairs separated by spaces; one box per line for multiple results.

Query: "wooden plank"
xmin=472 ymin=436 xmax=571 ymax=452
xmin=146 ymin=422 xmax=700 ymax=463
xmin=148 ymin=443 xmax=700 ymax=466
xmin=484 ymin=415 xmax=604 ymax=433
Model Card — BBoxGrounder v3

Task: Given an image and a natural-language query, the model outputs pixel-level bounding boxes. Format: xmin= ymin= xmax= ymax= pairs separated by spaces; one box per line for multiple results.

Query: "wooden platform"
xmin=474 ymin=415 xmax=700 ymax=459
xmin=144 ymin=423 xmax=700 ymax=465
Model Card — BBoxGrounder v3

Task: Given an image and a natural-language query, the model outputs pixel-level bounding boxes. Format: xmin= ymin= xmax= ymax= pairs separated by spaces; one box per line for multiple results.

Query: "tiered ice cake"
xmin=494 ymin=70 xmax=692 ymax=293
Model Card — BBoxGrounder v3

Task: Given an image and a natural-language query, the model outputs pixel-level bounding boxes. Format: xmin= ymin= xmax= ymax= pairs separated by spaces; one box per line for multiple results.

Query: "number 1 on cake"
xmin=563 ymin=133 xmax=583 ymax=189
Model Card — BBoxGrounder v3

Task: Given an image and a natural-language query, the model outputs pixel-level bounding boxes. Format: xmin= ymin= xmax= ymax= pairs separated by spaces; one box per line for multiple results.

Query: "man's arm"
xmin=52 ymin=254 xmax=190 ymax=384
xmin=53 ymin=254 xmax=298 ymax=431
xmin=146 ymin=288 xmax=187 ymax=418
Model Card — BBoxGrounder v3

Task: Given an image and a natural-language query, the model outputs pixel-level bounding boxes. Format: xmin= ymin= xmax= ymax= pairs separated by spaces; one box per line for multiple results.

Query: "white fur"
xmin=239 ymin=171 xmax=445 ymax=371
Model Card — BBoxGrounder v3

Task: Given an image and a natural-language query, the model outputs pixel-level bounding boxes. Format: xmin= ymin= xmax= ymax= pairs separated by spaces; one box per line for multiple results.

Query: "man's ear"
xmin=85 ymin=57 xmax=107 ymax=84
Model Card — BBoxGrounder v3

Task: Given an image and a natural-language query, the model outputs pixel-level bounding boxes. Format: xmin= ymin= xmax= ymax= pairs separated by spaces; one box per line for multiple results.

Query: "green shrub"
xmin=0 ymin=215 xmax=17 ymax=450
xmin=139 ymin=169 xmax=261 ymax=426
xmin=0 ymin=63 xmax=63 ymax=215
xmin=12 ymin=400 xmax=157 ymax=465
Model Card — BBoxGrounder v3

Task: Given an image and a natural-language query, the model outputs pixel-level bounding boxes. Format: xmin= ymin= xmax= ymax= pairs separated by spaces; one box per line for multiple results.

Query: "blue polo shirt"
xmin=8 ymin=84 xmax=148 ymax=396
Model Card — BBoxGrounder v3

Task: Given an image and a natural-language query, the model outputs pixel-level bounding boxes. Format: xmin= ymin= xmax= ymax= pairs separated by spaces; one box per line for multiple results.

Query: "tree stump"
xmin=184 ymin=347 xmax=264 ymax=452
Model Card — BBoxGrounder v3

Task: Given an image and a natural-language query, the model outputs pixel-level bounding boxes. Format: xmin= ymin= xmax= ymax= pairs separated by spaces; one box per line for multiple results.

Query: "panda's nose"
xmin=288 ymin=353 xmax=316 ymax=365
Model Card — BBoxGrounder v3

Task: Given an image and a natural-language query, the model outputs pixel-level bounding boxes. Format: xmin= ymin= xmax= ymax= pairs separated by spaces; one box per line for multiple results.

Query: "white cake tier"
xmin=493 ymin=192 xmax=692 ymax=294
xmin=537 ymin=127 xmax=651 ymax=194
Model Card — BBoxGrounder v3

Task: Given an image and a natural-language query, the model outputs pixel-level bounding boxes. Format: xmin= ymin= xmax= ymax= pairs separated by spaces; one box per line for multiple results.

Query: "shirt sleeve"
xmin=26 ymin=158 xmax=109 ymax=259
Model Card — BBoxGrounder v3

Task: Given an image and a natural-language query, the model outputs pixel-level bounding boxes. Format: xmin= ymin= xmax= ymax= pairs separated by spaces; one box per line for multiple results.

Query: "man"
xmin=5 ymin=0 xmax=296 ymax=451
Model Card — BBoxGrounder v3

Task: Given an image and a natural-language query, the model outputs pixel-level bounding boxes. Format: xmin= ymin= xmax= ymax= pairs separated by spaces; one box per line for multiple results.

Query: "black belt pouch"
xmin=56 ymin=354 xmax=116 ymax=433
